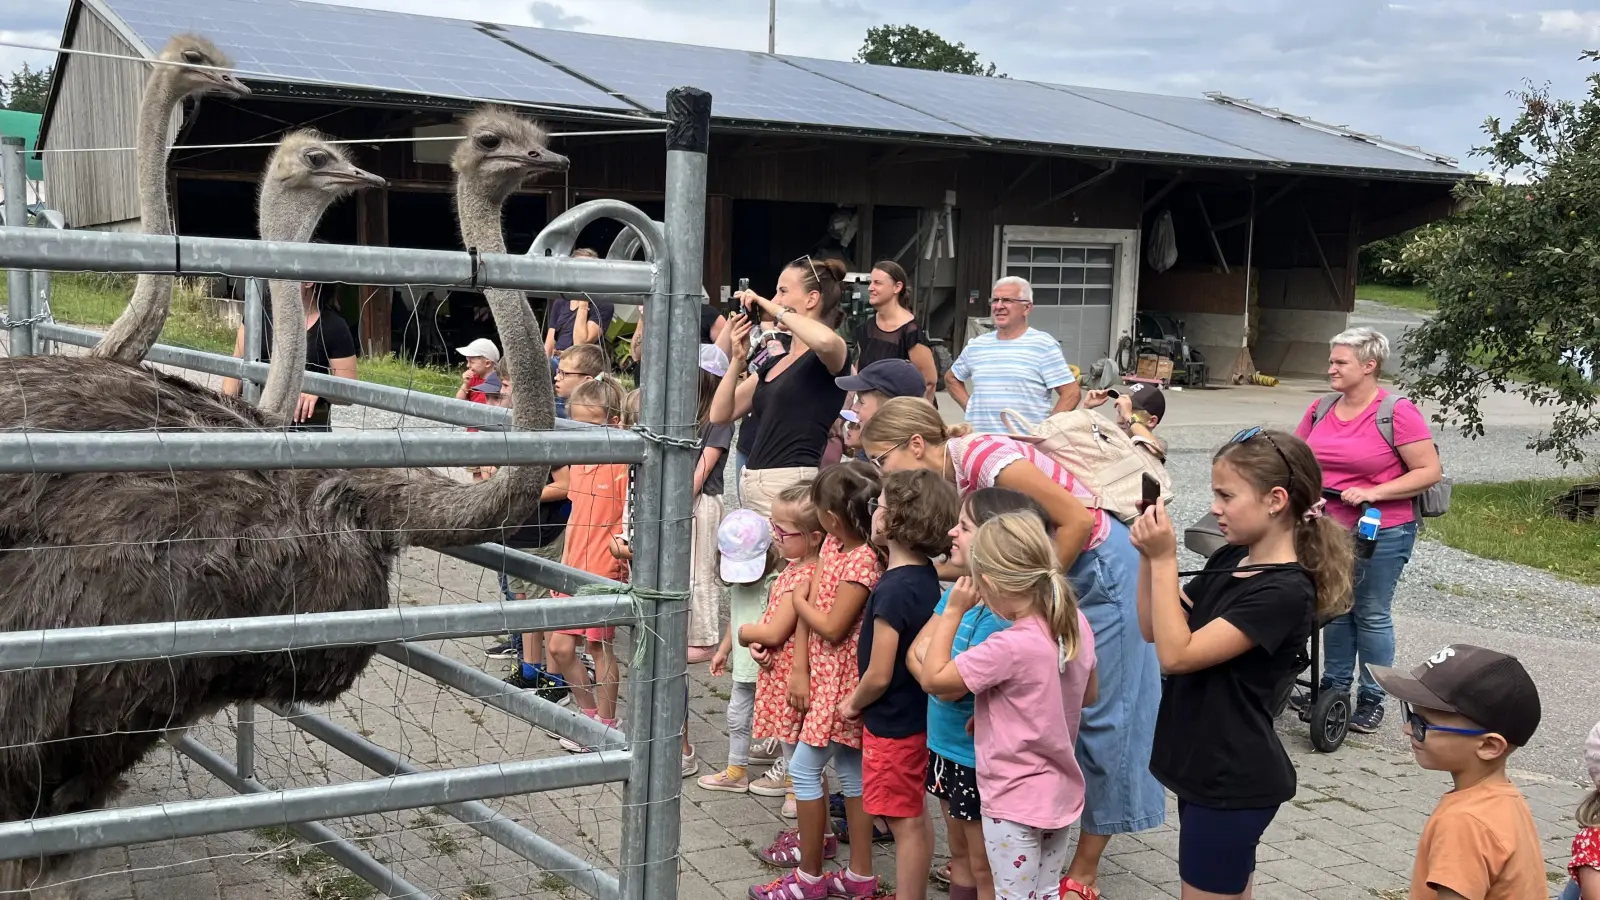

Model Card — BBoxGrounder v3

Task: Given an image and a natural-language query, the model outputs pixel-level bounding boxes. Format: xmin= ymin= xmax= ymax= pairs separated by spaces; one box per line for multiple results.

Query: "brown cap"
xmin=1369 ymin=644 xmax=1541 ymax=746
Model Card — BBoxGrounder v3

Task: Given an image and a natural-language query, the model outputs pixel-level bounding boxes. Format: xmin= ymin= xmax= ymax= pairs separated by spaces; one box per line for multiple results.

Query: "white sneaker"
xmin=749 ymin=755 xmax=790 ymax=797
xmin=681 ymin=748 xmax=698 ymax=778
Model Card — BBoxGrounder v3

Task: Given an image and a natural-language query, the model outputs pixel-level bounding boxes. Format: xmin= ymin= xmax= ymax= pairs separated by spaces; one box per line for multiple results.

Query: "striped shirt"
xmin=949 ymin=328 xmax=1075 ymax=433
xmin=948 ymin=433 xmax=1111 ymax=550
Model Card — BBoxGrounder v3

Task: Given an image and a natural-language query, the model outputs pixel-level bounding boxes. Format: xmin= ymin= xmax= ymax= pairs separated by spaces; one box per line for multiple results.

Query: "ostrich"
xmin=254 ymin=129 xmax=387 ymax=419
xmin=90 ymin=34 xmax=249 ymax=365
xmin=0 ymin=113 xmax=560 ymax=891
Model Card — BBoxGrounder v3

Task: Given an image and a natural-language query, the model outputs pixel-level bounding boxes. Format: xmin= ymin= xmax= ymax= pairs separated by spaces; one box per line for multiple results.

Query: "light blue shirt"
xmin=925 ymin=588 xmax=1012 ymax=768
xmin=950 ymin=327 xmax=1075 ymax=433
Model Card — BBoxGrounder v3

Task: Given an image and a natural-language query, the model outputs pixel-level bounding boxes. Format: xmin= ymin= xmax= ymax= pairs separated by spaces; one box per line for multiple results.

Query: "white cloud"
xmin=1537 ymin=9 xmax=1600 ymax=39
xmin=0 ymin=29 xmax=60 ymax=83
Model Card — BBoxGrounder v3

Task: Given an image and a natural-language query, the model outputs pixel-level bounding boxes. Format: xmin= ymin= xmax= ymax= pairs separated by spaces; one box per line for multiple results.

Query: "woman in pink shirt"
xmin=1294 ymin=327 xmax=1442 ymax=735
xmin=921 ymin=512 xmax=1098 ymax=900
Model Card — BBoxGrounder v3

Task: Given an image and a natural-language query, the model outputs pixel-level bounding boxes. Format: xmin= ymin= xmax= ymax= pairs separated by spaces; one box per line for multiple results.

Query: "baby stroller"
xmin=1182 ymin=492 xmax=1351 ymax=753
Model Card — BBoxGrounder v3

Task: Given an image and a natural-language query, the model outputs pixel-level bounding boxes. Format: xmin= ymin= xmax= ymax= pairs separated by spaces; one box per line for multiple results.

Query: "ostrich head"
xmin=254 ymin=132 xmax=386 ymax=420
xmin=451 ymin=107 xmax=570 ymax=203
xmin=155 ymin=33 xmax=249 ymax=102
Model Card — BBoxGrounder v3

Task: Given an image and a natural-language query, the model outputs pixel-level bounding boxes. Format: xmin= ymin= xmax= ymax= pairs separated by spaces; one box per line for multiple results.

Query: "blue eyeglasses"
xmin=1402 ymin=704 xmax=1489 ymax=743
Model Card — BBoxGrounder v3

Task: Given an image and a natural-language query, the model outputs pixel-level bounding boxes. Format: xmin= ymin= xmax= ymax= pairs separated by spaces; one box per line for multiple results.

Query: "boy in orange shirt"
xmin=1370 ymin=645 xmax=1545 ymax=900
xmin=546 ymin=376 xmax=630 ymax=751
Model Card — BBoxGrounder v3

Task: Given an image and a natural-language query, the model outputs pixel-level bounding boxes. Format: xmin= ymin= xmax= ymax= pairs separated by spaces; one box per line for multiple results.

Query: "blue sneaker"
xmin=1349 ymin=699 xmax=1385 ymax=734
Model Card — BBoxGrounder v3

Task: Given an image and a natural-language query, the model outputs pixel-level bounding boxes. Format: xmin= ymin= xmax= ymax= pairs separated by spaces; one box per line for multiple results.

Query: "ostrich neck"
xmin=91 ymin=76 xmax=183 ymax=364
xmin=255 ymin=185 xmax=332 ymax=420
xmin=381 ymin=178 xmax=555 ymax=549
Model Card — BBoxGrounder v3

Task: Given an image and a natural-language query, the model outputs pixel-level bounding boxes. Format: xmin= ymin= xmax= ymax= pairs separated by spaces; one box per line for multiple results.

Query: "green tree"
xmin=854 ymin=24 xmax=1004 ymax=78
xmin=1395 ymin=64 xmax=1600 ymax=464
xmin=1357 ymin=228 xmax=1417 ymax=286
xmin=2 ymin=64 xmax=53 ymax=113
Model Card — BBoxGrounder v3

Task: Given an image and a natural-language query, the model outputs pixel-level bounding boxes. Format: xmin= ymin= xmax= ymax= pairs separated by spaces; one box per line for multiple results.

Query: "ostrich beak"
xmin=487 ymin=148 xmax=570 ymax=174
xmin=324 ymin=164 xmax=388 ymax=190
xmin=212 ymin=73 xmax=251 ymax=99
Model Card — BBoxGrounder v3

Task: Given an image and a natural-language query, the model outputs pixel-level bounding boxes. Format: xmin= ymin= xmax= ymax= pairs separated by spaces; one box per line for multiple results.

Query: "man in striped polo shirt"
xmin=946 ymin=276 xmax=1080 ymax=433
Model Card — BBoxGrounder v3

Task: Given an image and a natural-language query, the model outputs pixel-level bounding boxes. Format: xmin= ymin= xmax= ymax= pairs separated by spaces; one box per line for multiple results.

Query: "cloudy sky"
xmin=3 ymin=0 xmax=1598 ymax=168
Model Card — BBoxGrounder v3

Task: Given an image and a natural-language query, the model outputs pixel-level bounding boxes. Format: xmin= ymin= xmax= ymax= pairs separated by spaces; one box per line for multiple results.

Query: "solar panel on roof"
xmin=103 ymin=0 xmax=634 ymax=111
xmin=785 ymin=57 xmax=1273 ymax=162
xmin=1045 ymin=84 xmax=1459 ymax=176
xmin=491 ymin=24 xmax=979 ymax=137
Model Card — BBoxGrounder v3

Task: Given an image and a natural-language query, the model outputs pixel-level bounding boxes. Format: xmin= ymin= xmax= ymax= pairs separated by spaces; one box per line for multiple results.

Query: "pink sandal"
xmin=755 ymin=829 xmax=837 ymax=867
xmin=1061 ymin=876 xmax=1101 ymax=900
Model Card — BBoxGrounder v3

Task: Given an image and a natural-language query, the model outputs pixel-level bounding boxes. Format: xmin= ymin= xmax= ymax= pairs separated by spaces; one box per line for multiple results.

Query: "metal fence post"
xmin=3 ymin=136 xmax=33 ymax=357
xmin=241 ymin=277 xmax=264 ymax=405
xmin=30 ymin=270 xmax=51 ymax=356
xmin=641 ymin=86 xmax=712 ymax=900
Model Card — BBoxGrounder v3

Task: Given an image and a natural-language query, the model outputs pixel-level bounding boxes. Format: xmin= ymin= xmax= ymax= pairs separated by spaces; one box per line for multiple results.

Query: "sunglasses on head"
xmin=1230 ymin=426 xmax=1295 ymax=485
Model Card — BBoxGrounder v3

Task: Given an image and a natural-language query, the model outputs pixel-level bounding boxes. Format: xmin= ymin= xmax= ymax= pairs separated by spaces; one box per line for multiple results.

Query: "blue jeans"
xmin=1560 ymin=878 xmax=1580 ymax=900
xmin=790 ymin=741 xmax=863 ymax=801
xmin=1071 ymin=520 xmax=1167 ymax=836
xmin=1322 ymin=522 xmax=1417 ymax=705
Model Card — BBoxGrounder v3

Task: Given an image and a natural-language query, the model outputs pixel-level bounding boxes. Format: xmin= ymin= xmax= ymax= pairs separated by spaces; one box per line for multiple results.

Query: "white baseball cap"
xmin=717 ymin=509 xmax=772 ymax=584
xmin=699 ymin=343 xmax=730 ymax=378
xmin=456 ymin=338 xmax=501 ymax=363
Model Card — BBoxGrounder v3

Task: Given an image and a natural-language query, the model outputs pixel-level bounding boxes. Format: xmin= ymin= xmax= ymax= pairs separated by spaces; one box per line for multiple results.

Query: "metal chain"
xmin=0 ymin=313 xmax=52 ymax=330
xmin=628 ymin=423 xmax=701 ymax=450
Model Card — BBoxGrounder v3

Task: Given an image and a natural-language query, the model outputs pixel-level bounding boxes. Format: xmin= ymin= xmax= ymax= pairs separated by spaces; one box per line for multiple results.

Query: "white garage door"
xmin=1003 ymin=240 xmax=1116 ymax=369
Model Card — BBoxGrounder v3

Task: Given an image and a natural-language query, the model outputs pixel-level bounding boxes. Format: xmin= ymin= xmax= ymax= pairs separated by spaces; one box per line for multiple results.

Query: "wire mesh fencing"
xmin=0 ymin=85 xmax=711 ymax=900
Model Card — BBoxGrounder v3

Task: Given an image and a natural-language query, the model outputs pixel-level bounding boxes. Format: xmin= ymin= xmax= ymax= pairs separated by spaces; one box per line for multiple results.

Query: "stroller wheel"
xmin=1309 ymin=690 xmax=1351 ymax=753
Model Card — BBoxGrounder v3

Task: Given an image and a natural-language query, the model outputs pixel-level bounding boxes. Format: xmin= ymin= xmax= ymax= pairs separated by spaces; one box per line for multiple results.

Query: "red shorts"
xmin=862 ymin=728 xmax=929 ymax=819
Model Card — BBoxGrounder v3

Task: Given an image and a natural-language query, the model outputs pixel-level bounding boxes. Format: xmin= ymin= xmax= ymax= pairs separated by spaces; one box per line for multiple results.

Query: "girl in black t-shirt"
xmin=853 ymin=261 xmax=936 ymax=401
xmin=1129 ymin=429 xmax=1353 ymax=900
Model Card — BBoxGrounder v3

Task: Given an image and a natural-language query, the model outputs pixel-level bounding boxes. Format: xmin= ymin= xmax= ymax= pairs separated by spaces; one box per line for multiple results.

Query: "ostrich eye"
xmin=474 ymin=133 xmax=502 ymax=151
xmin=306 ymin=150 xmax=330 ymax=168
xmin=182 ymin=50 xmax=204 ymax=64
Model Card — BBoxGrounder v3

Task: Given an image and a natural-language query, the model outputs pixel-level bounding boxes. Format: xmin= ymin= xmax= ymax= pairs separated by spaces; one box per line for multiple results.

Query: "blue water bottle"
xmin=1356 ymin=506 xmax=1381 ymax=560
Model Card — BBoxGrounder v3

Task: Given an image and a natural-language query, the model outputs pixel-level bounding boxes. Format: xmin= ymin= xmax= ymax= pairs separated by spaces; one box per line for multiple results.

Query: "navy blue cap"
xmin=835 ymin=359 xmax=925 ymax=399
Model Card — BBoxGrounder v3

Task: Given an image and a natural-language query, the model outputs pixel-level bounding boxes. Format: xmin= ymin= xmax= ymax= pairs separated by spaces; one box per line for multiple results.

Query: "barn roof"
xmin=43 ymin=0 xmax=1465 ymax=183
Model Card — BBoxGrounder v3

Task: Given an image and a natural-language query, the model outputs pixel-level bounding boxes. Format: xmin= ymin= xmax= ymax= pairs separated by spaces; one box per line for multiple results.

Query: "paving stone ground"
xmin=54 ymin=543 xmax=1588 ymax=900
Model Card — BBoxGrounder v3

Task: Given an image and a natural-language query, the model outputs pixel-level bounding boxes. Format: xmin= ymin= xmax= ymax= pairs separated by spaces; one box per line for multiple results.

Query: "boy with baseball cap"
xmin=1369 ymin=644 xmax=1545 ymax=900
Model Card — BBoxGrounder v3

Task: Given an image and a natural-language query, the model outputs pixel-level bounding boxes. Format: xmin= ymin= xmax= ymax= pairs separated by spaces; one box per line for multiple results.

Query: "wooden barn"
xmin=37 ymin=0 xmax=1466 ymax=374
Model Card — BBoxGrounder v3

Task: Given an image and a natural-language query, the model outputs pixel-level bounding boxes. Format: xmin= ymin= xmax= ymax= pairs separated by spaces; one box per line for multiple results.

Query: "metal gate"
xmin=0 ymin=88 xmax=713 ymax=900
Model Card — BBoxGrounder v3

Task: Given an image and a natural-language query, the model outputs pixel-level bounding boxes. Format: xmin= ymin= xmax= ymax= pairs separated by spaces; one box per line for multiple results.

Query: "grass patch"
xmin=1356 ymin=283 xmax=1436 ymax=312
xmin=1426 ymin=479 xmax=1600 ymax=584
xmin=460 ymin=881 xmax=495 ymax=900
xmin=7 ymin=272 xmax=464 ymax=397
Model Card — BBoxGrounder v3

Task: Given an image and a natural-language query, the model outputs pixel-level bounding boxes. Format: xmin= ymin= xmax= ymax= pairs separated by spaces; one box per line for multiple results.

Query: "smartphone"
xmin=1139 ymin=472 xmax=1162 ymax=513
xmin=737 ymin=277 xmax=754 ymax=318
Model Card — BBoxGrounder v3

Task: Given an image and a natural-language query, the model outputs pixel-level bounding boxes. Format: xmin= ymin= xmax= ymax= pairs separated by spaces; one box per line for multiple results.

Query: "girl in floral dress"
xmin=749 ymin=462 xmax=883 ymax=900
xmin=740 ymin=482 xmax=823 ymax=805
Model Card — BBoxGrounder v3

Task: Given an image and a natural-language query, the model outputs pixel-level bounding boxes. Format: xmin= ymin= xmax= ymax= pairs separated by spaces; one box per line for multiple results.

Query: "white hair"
xmin=1330 ymin=326 xmax=1391 ymax=368
xmin=993 ymin=275 xmax=1034 ymax=304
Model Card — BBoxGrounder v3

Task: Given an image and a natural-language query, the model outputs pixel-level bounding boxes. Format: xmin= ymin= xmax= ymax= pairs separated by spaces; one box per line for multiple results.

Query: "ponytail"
xmin=1296 ymin=516 xmax=1354 ymax=621
xmin=969 ymin=512 xmax=1081 ymax=662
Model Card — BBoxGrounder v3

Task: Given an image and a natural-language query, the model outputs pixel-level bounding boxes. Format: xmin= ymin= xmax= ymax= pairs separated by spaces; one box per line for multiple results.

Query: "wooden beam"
xmin=1030 ymin=161 xmax=1119 ymax=212
xmin=1195 ymin=192 xmax=1230 ymax=273
xmin=1002 ymin=158 xmax=1045 ymax=201
xmin=1141 ymin=171 xmax=1186 ymax=212
xmin=356 ymin=188 xmax=392 ymax=357
xmin=1300 ymin=203 xmax=1342 ymax=303
xmin=1213 ymin=176 xmax=1304 ymax=230
xmin=868 ymin=146 xmax=906 ymax=171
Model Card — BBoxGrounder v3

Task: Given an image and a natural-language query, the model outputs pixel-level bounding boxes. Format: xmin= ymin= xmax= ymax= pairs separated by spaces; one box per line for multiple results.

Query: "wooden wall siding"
xmin=43 ymin=8 xmax=153 ymax=228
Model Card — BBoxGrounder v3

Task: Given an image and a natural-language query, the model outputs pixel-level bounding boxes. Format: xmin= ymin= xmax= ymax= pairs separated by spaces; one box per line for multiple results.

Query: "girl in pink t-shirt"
xmin=921 ymin=512 xmax=1098 ymax=900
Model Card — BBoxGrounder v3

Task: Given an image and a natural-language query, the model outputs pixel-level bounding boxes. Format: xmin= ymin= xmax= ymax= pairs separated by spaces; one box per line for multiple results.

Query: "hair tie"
xmin=1302 ymin=498 xmax=1327 ymax=523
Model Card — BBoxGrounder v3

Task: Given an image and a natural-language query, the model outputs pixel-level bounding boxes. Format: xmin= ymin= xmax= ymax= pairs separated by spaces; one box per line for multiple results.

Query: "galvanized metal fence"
xmin=0 ymin=86 xmax=712 ymax=900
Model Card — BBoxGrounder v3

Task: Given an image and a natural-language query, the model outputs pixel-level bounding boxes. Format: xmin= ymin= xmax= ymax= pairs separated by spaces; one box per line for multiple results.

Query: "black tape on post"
xmin=665 ymin=87 xmax=712 ymax=155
